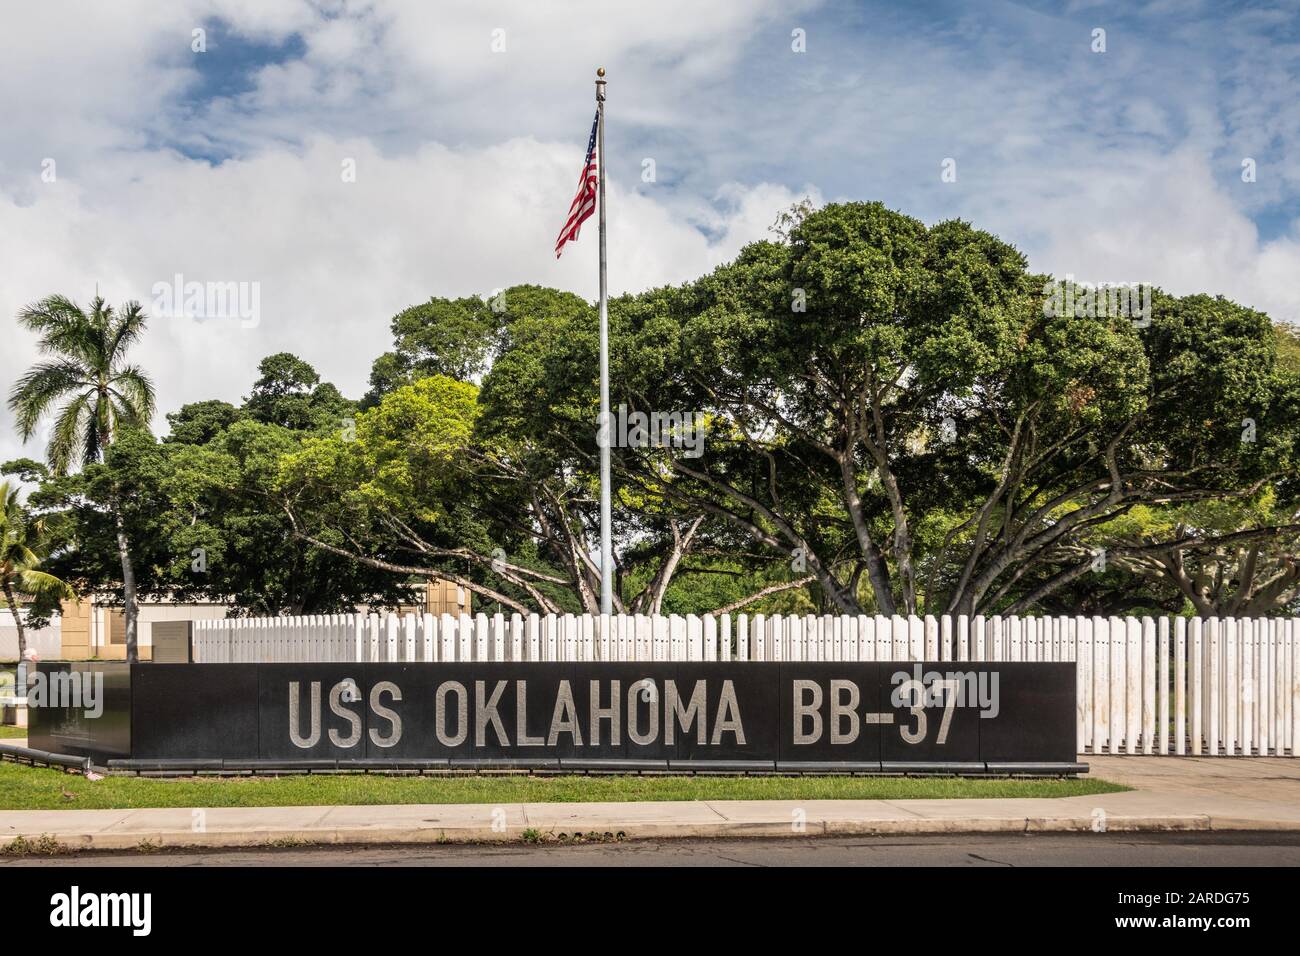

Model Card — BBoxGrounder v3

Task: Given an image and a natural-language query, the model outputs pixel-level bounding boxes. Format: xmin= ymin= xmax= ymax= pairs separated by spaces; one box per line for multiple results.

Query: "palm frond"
xmin=17 ymin=294 xmax=86 ymax=334
xmin=108 ymin=301 xmax=149 ymax=361
xmin=19 ymin=295 xmax=102 ymax=368
xmin=82 ymin=406 xmax=103 ymax=465
xmin=13 ymin=292 xmax=153 ymax=476
xmin=0 ymin=480 xmax=74 ymax=605
xmin=109 ymin=364 xmax=156 ymax=422
xmin=6 ymin=359 xmax=89 ymax=439
xmin=89 ymin=297 xmax=112 ymax=366
xmin=48 ymin=391 xmax=95 ymax=474
xmin=16 ymin=569 xmax=75 ymax=601
xmin=0 ymin=481 xmax=21 ymax=518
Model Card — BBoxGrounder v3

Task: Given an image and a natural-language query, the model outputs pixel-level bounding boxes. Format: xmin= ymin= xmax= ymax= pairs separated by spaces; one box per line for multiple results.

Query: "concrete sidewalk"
xmin=2 ymin=755 xmax=1299 ymax=850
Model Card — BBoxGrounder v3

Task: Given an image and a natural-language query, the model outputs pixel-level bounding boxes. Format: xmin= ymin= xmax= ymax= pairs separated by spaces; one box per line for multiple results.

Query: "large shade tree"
xmin=7 ymin=295 xmax=155 ymax=660
xmin=297 ymin=285 xmax=788 ymax=616
xmin=278 ymin=375 xmax=550 ymax=613
xmin=498 ymin=202 xmax=1298 ymax=618
xmin=7 ymin=206 xmax=1296 ymax=626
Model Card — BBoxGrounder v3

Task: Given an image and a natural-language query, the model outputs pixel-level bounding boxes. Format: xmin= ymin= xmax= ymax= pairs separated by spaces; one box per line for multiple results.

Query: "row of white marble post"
xmin=192 ymin=612 xmax=1300 ymax=757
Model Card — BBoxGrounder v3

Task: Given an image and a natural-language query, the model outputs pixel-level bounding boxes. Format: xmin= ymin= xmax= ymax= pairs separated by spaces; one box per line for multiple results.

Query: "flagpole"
xmin=596 ymin=67 xmax=613 ymax=615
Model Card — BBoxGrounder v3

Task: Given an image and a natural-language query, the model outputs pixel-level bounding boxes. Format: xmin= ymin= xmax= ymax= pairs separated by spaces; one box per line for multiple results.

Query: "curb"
xmin=8 ymin=813 xmax=1300 ymax=853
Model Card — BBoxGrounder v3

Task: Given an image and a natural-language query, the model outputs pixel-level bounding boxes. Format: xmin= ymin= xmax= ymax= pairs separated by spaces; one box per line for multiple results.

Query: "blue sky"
xmin=2 ymin=0 xmax=1298 ymax=462
xmin=160 ymin=0 xmax=1300 ymax=238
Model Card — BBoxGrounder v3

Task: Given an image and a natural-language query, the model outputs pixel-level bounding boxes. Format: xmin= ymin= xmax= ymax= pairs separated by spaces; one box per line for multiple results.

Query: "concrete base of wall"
xmin=57 ymin=645 xmax=153 ymax=661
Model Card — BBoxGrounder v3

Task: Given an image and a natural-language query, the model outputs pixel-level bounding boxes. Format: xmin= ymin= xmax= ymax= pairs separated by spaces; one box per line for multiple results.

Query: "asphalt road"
xmin=8 ymin=831 xmax=1300 ymax=866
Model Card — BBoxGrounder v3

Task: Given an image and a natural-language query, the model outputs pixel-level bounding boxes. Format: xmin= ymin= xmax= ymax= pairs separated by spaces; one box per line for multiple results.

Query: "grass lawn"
xmin=0 ymin=760 xmax=1126 ymax=810
xmin=0 ymin=726 xmax=26 ymax=739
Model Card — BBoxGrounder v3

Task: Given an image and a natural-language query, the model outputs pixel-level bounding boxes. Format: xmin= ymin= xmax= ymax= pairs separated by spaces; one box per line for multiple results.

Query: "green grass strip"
xmin=0 ymin=760 xmax=1125 ymax=810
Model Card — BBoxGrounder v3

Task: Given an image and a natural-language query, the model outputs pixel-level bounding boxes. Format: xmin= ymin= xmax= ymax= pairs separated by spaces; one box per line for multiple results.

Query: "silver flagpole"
xmin=596 ymin=66 xmax=613 ymax=615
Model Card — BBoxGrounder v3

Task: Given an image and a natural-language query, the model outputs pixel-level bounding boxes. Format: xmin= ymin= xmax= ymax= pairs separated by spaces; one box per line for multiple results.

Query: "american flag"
xmin=554 ymin=110 xmax=599 ymax=258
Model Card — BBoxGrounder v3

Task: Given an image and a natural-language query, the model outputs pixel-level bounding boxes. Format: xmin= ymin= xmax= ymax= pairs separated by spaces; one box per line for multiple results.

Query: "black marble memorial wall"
xmin=27 ymin=661 xmax=1079 ymax=770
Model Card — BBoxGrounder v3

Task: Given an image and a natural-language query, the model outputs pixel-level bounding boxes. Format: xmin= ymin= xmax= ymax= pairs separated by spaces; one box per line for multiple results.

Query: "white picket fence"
xmin=192 ymin=612 xmax=1300 ymax=758
xmin=0 ymin=620 xmax=61 ymax=661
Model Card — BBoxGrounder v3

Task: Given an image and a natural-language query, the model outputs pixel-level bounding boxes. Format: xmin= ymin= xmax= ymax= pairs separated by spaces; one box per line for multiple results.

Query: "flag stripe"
xmin=555 ymin=110 xmax=600 ymax=258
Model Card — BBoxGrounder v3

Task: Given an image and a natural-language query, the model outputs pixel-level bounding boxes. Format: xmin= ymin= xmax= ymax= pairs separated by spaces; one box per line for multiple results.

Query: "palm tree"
xmin=0 ymin=481 xmax=75 ymax=660
xmin=8 ymin=295 xmax=155 ymax=661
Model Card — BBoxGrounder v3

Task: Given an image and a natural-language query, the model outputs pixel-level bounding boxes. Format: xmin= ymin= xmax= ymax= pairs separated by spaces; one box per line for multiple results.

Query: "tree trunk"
xmin=110 ymin=489 xmax=139 ymax=662
xmin=949 ymin=591 xmax=977 ymax=619
xmin=3 ymin=582 xmax=26 ymax=661
xmin=838 ymin=453 xmax=896 ymax=615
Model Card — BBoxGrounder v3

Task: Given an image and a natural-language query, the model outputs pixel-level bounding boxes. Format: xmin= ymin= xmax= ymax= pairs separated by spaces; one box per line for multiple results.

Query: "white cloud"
xmin=2 ymin=0 xmax=1298 ymax=474
xmin=1025 ymin=151 xmax=1300 ymax=323
xmin=1 ymin=0 xmax=820 ymax=466
xmin=0 ymin=134 xmax=812 ymax=464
